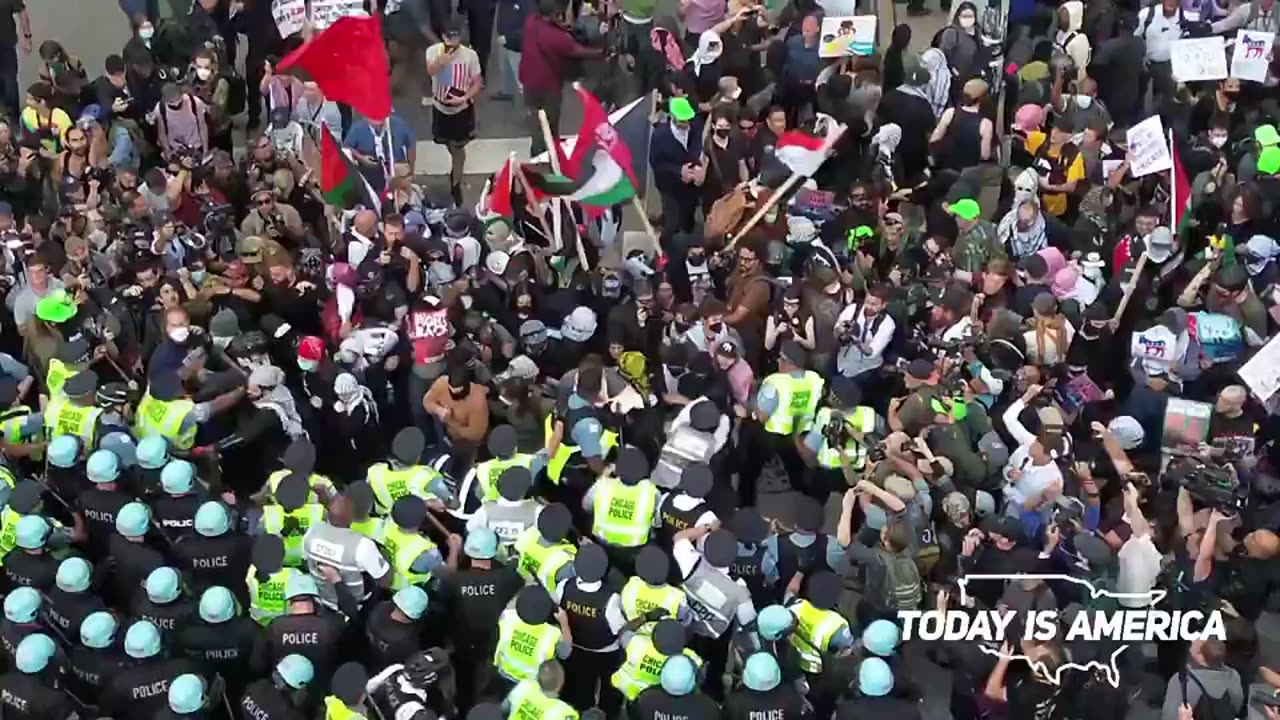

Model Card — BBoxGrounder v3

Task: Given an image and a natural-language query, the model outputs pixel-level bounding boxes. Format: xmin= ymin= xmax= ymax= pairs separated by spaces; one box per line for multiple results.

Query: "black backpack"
xmin=1185 ymin=671 xmax=1238 ymax=720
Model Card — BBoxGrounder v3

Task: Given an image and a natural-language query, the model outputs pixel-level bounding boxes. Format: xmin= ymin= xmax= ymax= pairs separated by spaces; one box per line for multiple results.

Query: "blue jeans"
xmin=498 ymin=48 xmax=521 ymax=96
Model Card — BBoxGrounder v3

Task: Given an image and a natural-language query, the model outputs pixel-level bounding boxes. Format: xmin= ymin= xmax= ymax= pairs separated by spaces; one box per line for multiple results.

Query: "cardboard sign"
xmin=1126 ymin=115 xmax=1172 ymax=178
xmin=1230 ymin=31 xmax=1276 ymax=83
xmin=1171 ymin=36 xmax=1229 ymax=82
xmin=310 ymin=0 xmax=368 ymax=30
xmin=1162 ymin=398 xmax=1214 ymax=449
xmin=1239 ymin=333 xmax=1280 ymax=403
xmin=818 ymin=16 xmax=875 ymax=58
xmin=1057 ymin=373 xmax=1105 ymax=412
xmin=271 ymin=0 xmax=307 ymax=37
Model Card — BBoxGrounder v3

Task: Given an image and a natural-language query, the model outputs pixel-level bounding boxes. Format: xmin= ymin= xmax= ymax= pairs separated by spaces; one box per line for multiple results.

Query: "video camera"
xmin=1165 ymin=454 xmax=1246 ymax=513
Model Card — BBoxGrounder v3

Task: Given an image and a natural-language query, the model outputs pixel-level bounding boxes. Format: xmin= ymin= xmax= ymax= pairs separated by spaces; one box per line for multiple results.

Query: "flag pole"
xmin=1168 ymin=128 xmax=1175 ymax=233
xmin=538 ymin=109 xmax=590 ymax=270
xmin=509 ymin=153 xmax=558 ymax=249
xmin=629 ymin=195 xmax=662 ymax=257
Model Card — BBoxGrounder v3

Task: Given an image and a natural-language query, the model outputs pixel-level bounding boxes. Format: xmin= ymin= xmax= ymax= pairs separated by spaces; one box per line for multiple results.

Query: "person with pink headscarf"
xmin=1036 ymin=247 xmax=1067 ymax=278
xmin=1050 ymin=265 xmax=1100 ymax=305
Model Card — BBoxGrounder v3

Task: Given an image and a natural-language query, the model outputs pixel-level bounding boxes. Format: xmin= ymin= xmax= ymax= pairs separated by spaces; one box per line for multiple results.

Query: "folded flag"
xmin=320 ymin=124 xmax=380 ymax=211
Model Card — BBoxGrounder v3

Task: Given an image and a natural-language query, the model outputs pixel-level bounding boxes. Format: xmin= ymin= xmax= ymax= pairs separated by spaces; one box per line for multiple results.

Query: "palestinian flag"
xmin=1170 ymin=130 xmax=1192 ymax=237
xmin=319 ymin=124 xmax=379 ymax=210
xmin=775 ymin=114 xmax=847 ymax=177
xmin=477 ymin=158 xmax=515 ymax=220
xmin=524 ymin=86 xmax=638 ymax=208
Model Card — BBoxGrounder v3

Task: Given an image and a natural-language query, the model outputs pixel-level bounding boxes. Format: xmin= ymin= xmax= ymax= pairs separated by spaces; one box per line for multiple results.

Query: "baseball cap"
xmin=948 ymin=198 xmax=981 ymax=221
xmin=4 ymin=587 xmax=40 ymax=622
xmin=392 ymin=586 xmax=429 ymax=620
xmin=56 ymin=557 xmax=92 ymax=593
xmin=1256 ymin=123 xmax=1280 ymax=147
xmin=277 ymin=654 xmax=315 ymax=689
xmin=14 ymin=634 xmax=56 ymax=674
xmin=124 ymin=620 xmax=162 ymax=658
xmin=977 ymin=432 xmax=1009 ymax=472
xmin=116 ymin=502 xmax=151 ymax=537
xmin=198 ymin=586 xmax=236 ymax=623
xmin=859 ymin=657 xmax=894 ymax=696
xmin=1107 ymin=415 xmax=1145 ymax=450
xmin=80 ymin=611 xmax=117 ymax=649
xmin=669 ymin=96 xmax=695 ymax=122
xmin=195 ymin=501 xmax=231 ymax=537
xmin=743 ymin=653 xmax=782 ymax=691
xmin=464 ymin=528 xmax=499 ymax=560
xmin=15 ymin=515 xmax=49 ymax=549
xmin=146 ymin=567 xmax=182 ymax=604
xmin=161 ymin=459 xmax=195 ymax=493
xmin=485 ymin=251 xmax=510 ymax=276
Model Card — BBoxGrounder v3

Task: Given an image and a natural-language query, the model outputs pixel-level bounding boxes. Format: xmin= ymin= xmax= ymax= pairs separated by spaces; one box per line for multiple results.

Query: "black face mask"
xmin=714 ymin=128 xmax=730 ymax=139
xmin=707 ymin=322 xmax=724 ymax=334
xmin=449 ymin=386 xmax=468 ymax=400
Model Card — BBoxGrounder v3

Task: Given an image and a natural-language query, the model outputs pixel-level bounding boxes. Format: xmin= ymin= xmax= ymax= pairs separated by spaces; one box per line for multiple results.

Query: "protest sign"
xmin=1170 ymin=36 xmax=1228 ymax=81
xmin=1239 ymin=333 xmax=1280 ymax=403
xmin=818 ymin=16 xmax=875 ymax=58
xmin=1125 ymin=115 xmax=1172 ymax=178
xmin=1056 ymin=374 xmax=1105 ymax=412
xmin=272 ymin=0 xmax=307 ymax=37
xmin=1162 ymin=398 xmax=1214 ymax=449
xmin=310 ymin=0 xmax=367 ymax=30
xmin=816 ymin=0 xmax=857 ymax=14
xmin=1230 ymin=31 xmax=1275 ymax=83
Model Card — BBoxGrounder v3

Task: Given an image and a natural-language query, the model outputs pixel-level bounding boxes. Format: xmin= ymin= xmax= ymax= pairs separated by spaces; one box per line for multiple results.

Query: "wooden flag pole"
xmin=508 ymin=153 xmax=558 ymax=249
xmin=1112 ymin=252 xmax=1149 ymax=325
xmin=538 ymin=108 xmax=590 ymax=271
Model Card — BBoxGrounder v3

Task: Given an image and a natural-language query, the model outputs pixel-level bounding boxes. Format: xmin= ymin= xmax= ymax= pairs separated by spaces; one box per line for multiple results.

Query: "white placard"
xmin=1240 ymin=334 xmax=1280 ymax=403
xmin=818 ymin=16 xmax=876 ymax=58
xmin=1125 ymin=115 xmax=1172 ymax=178
xmin=1171 ymin=36 xmax=1228 ymax=82
xmin=1231 ymin=31 xmax=1276 ymax=83
xmin=816 ymin=0 xmax=856 ymax=15
xmin=272 ymin=0 xmax=307 ymax=37
xmin=310 ymin=0 xmax=368 ymax=30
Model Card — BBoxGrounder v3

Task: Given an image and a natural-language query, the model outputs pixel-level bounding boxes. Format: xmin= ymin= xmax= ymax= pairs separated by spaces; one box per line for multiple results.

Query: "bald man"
xmin=1210 ymin=385 xmax=1256 ymax=458
xmin=302 ymin=495 xmax=393 ymax=613
xmin=345 ymin=210 xmax=381 ymax=268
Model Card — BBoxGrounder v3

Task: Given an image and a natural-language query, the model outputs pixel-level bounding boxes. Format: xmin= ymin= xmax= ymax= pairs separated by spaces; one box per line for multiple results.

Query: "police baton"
xmin=32 ymin=472 xmax=74 ymax=512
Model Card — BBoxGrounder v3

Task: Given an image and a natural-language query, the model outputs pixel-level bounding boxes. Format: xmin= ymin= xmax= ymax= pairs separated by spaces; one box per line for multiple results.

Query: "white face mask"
xmin=168 ymin=326 xmax=190 ymax=343
xmin=139 ymin=25 xmax=155 ymax=40
xmin=1209 ymin=134 xmax=1228 ymax=147
xmin=1075 ymin=95 xmax=1093 ymax=109
xmin=958 ymin=14 xmax=976 ymax=28
xmin=195 ymin=67 xmax=213 ymax=81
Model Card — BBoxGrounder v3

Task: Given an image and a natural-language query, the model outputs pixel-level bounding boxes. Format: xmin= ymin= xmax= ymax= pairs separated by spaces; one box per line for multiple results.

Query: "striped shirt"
xmin=425 ymin=43 xmax=481 ymax=115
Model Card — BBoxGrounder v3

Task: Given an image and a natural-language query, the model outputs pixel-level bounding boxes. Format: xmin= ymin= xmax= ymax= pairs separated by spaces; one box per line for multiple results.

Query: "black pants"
xmin=562 ymin=648 xmax=622 ymax=714
xmin=464 ymin=0 xmax=496 ymax=82
xmin=0 ymin=44 xmax=17 ymax=123
xmin=1140 ymin=60 xmax=1174 ymax=113
xmin=527 ymin=86 xmax=564 ymax=158
xmin=689 ymin=631 xmax=732 ymax=702
xmin=659 ymin=189 xmax=697 ymax=238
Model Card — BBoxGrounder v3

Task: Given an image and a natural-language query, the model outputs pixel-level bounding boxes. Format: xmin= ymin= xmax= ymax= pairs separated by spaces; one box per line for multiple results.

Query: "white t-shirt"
xmin=355 ymin=537 xmax=392 ymax=580
xmin=424 ymin=43 xmax=482 ymax=115
xmin=1116 ymin=533 xmax=1164 ymax=608
xmin=1135 ymin=6 xmax=1185 ymax=62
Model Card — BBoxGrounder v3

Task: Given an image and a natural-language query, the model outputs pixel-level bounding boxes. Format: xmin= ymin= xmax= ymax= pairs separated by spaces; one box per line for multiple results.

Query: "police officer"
xmin=621 ymin=546 xmax=689 ymax=627
xmin=552 ymin=543 xmax=625 ymax=714
xmin=653 ymin=400 xmax=725 ymax=489
xmin=259 ymin=472 xmax=327 ymax=568
xmin=74 ymin=447 xmax=135 ymax=554
xmin=375 ymin=495 xmax=455 ymax=592
xmin=438 ymin=528 xmax=523 ymax=710
xmin=674 ymin=525 xmax=757 ymax=700
xmin=99 ymin=619 xmax=202 ymax=719
xmin=545 ymin=360 xmax=621 ymax=493
xmin=468 ymin=466 xmax=542 ymax=562
xmin=612 ymin=620 xmax=703 ymax=703
xmin=178 ymin=586 xmax=258 ymax=702
xmin=469 ymin=424 xmax=545 ymax=504
xmin=94 ymin=382 xmax=135 ymax=444
xmin=585 ymin=447 xmax=659 ymax=575
xmin=44 ymin=336 xmax=89 ymax=400
xmin=656 ymin=464 xmax=719 ymax=552
xmin=173 ymin=501 xmax=251 ymax=598
xmin=748 ymin=606 xmax=804 ymax=684
xmin=834 ymin=658 xmax=918 ymax=719
xmin=302 ymin=489 xmax=395 ymax=612
xmin=0 ymin=634 xmax=75 ymax=718
xmin=3 ymin=515 xmax=59 ymax=591
xmin=246 ymin=535 xmax=307 ymax=628
xmin=769 ymin=496 xmax=845 ymax=586
xmin=492 ymin=585 xmax=572 ymax=697
xmin=726 ymin=508 xmax=781 ymax=608
xmin=161 ymin=673 xmax=213 ymax=719
xmin=366 ymin=427 xmax=452 ymax=516
xmin=783 ymin=571 xmax=852 ymax=720
xmin=42 ymin=436 xmax=82 ymax=514
xmin=44 ymin=557 xmax=106 ymax=642
xmin=44 ymin=369 xmax=103 ymax=448
xmin=134 ymin=435 xmax=171 ymax=497
xmin=0 ymin=381 xmax=44 ymax=463
xmin=135 ymin=371 xmax=244 ymax=452
xmin=133 ymin=566 xmax=196 ymax=638
xmin=252 ymin=573 xmax=348 ymax=695
xmin=241 ymin=653 xmax=314 ymax=720
xmin=69 ymin=611 xmax=126 ymax=706
xmin=0 ymin=588 xmax=44 ymax=664
xmin=798 ymin=384 xmax=879 ymax=498
xmin=755 ymin=342 xmax=824 ymax=490
xmin=504 ymin=659 xmax=578 ymax=720
xmin=323 ymin=661 xmax=369 ymax=719
xmin=257 ymin=439 xmax=336 ymax=505
xmin=343 ymin=481 xmax=381 ymax=539
xmin=633 ymin=654 xmax=720 ymax=720
xmin=366 ymin=586 xmax=429 ymax=669
xmin=723 ymin=652 xmax=806 ymax=720
xmin=513 ymin=502 xmax=577 ymax=590
xmin=150 ymin=460 xmax=205 ymax=539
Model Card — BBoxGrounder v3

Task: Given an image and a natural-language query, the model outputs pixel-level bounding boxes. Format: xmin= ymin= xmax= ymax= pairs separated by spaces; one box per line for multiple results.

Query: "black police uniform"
xmin=0 ymin=619 xmax=41 ymax=665
xmin=178 ymin=616 xmax=259 ymax=701
xmin=723 ymin=684 xmax=808 ymax=720
xmin=365 ymin=601 xmax=422 ymax=670
xmin=105 ymin=535 xmax=167 ymax=607
xmin=437 ymin=564 xmax=523 ymax=707
xmin=657 ymin=495 xmax=706 ymax=548
xmin=251 ymin=609 xmax=345 ymax=696
xmin=632 ymin=686 xmax=721 ymax=720
xmin=98 ymin=657 xmax=202 ymax=720
xmin=2 ymin=548 xmax=60 ymax=592
xmin=729 ymin=543 xmax=777 ymax=608
xmin=240 ymin=677 xmax=307 ymax=720
xmin=834 ymin=694 xmax=923 ymax=720
xmin=131 ymin=593 xmax=198 ymax=639
xmin=149 ymin=492 xmax=206 ymax=540
xmin=559 ymin=576 xmax=623 ymax=713
xmin=170 ymin=532 xmax=252 ymax=600
xmin=68 ymin=644 xmax=127 ymax=705
xmin=43 ymin=588 xmax=106 ymax=644
xmin=75 ymin=486 xmax=135 ymax=554
xmin=774 ymin=533 xmax=832 ymax=587
xmin=0 ymin=670 xmax=75 ymax=719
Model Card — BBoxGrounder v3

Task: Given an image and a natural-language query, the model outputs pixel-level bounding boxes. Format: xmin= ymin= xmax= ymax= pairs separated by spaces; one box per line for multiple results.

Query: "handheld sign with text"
xmin=1125 ymin=115 xmax=1172 ymax=178
xmin=1230 ymin=31 xmax=1275 ymax=83
xmin=1171 ymin=36 xmax=1229 ymax=82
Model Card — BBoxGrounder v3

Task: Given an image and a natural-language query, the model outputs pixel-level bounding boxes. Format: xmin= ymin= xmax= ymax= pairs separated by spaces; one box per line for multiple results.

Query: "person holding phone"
xmin=425 ymin=17 xmax=483 ymax=207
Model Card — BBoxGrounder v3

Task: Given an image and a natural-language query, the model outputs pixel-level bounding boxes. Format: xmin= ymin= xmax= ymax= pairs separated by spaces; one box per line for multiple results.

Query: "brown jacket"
xmin=424 ymin=378 xmax=490 ymax=445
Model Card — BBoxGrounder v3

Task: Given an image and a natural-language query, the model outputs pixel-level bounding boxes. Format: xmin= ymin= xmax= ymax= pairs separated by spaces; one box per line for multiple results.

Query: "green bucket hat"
xmin=948 ymin=198 xmax=982 ymax=221
xmin=669 ymin=97 xmax=695 ymax=122
xmin=34 ymin=290 xmax=77 ymax=324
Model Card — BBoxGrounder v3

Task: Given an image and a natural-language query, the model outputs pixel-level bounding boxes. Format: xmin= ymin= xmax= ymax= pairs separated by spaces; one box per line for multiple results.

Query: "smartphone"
xmin=445 ymin=87 xmax=466 ymax=100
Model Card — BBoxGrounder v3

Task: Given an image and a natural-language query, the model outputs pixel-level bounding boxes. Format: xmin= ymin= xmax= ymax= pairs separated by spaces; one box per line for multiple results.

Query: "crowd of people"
xmin=0 ymin=0 xmax=1276 ymax=718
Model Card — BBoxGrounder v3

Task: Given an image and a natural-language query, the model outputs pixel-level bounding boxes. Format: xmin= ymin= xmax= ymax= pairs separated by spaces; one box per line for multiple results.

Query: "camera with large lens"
xmin=823 ymin=410 xmax=849 ymax=449
xmin=1165 ymin=455 xmax=1245 ymax=513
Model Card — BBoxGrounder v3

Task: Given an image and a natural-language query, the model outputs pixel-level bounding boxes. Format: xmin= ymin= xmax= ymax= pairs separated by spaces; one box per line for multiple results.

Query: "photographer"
xmin=833 ymin=283 xmax=896 ymax=391
xmin=149 ymin=82 xmax=208 ymax=163
xmin=239 ymin=184 xmax=303 ymax=246
xmin=999 ymin=383 xmax=1065 ymax=518
xmin=763 ymin=284 xmax=815 ymax=354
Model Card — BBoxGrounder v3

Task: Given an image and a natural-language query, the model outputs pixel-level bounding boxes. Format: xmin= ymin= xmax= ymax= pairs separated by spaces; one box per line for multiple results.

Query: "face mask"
xmin=297 ymin=359 xmax=318 ymax=372
xmin=714 ymin=128 xmax=730 ymax=138
xmin=190 ymin=270 xmax=206 ymax=284
xmin=213 ymin=336 xmax=232 ymax=350
xmin=449 ymin=386 xmax=468 ymax=400
xmin=195 ymin=68 xmax=213 ymax=81
xmin=168 ymin=326 xmax=190 ymax=343
xmin=708 ymin=322 xmax=724 ymax=334
xmin=1209 ymin=134 xmax=1228 ymax=147
xmin=139 ymin=26 xmax=155 ymax=40
xmin=1075 ymin=95 xmax=1093 ymax=109
xmin=958 ymin=15 xmax=975 ymax=28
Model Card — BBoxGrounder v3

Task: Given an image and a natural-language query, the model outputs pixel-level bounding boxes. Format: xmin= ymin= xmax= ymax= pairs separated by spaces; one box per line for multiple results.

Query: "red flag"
xmin=481 ymin=159 xmax=514 ymax=219
xmin=565 ymin=85 xmax=640 ymax=190
xmin=1171 ymin=132 xmax=1191 ymax=233
xmin=278 ymin=16 xmax=392 ymax=122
